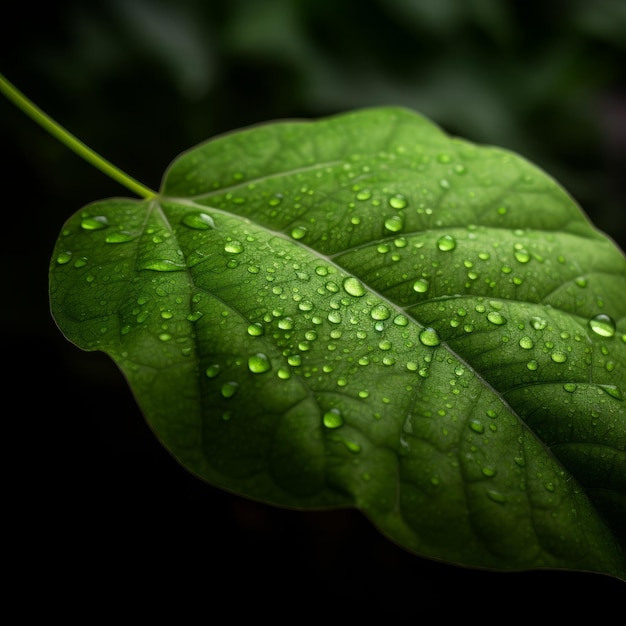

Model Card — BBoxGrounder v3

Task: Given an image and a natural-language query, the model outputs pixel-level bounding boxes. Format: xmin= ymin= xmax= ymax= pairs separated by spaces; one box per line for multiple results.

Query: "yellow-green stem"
xmin=0 ymin=72 xmax=157 ymax=200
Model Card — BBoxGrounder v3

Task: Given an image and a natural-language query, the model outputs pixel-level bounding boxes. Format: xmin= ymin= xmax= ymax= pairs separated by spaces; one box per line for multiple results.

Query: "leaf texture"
xmin=49 ymin=107 xmax=626 ymax=579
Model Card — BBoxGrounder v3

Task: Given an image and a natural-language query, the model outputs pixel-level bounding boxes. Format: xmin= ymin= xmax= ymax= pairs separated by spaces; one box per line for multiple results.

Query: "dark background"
xmin=3 ymin=0 xmax=625 ymax=615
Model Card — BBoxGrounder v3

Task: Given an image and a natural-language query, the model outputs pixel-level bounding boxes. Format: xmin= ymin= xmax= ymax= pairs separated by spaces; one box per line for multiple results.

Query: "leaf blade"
xmin=50 ymin=106 xmax=626 ymax=579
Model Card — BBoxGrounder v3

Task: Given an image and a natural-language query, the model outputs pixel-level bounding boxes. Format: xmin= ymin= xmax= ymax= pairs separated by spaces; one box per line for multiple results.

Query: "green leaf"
xmin=49 ymin=106 xmax=626 ymax=580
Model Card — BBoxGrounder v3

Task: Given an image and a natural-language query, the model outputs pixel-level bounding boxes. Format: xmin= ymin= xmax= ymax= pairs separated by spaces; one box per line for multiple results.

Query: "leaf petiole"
xmin=0 ymin=72 xmax=157 ymax=200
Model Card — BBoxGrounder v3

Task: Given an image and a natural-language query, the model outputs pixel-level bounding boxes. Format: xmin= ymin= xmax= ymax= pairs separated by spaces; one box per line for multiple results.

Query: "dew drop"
xmin=80 ymin=215 xmax=109 ymax=230
xmin=268 ymin=194 xmax=283 ymax=207
xmin=248 ymin=353 xmax=271 ymax=373
xmin=519 ymin=336 xmax=534 ymax=349
xmin=342 ymin=277 xmax=366 ymax=297
xmin=530 ymin=316 xmax=548 ymax=330
xmin=384 ymin=215 xmax=404 ymax=232
xmin=140 ymin=259 xmax=186 ymax=272
xmin=419 ymin=327 xmax=441 ymax=347
xmin=412 ymin=278 xmax=429 ymax=293
xmin=588 ymin=313 xmax=616 ymax=338
xmin=487 ymin=311 xmax=507 ymax=325
xmin=105 ymin=231 xmax=136 ymax=243
xmin=323 ymin=408 xmax=344 ymax=429
xmin=481 ymin=466 xmax=497 ymax=477
xmin=486 ymin=489 xmax=506 ymax=504
xmin=599 ymin=384 xmax=623 ymax=400
xmin=247 ymin=323 xmax=264 ymax=336
xmin=526 ymin=359 xmax=538 ymax=370
xmin=343 ymin=440 xmax=361 ymax=454
xmin=469 ymin=419 xmax=485 ymax=434
xmin=181 ymin=212 xmax=215 ymax=230
xmin=563 ymin=383 xmax=577 ymax=393
xmin=514 ymin=249 xmax=531 ymax=263
xmin=436 ymin=235 xmax=456 ymax=251
xmin=327 ymin=311 xmax=342 ymax=324
xmin=278 ymin=317 xmax=295 ymax=330
xmin=56 ymin=251 xmax=72 ymax=265
xmin=224 ymin=241 xmax=244 ymax=254
xmin=290 ymin=225 xmax=308 ymax=240
xmin=388 ymin=194 xmax=408 ymax=209
xmin=370 ymin=305 xmax=391 ymax=321
xmin=277 ymin=367 xmax=291 ymax=380
xmin=550 ymin=351 xmax=567 ymax=363
xmin=205 ymin=364 xmax=221 ymax=378
xmin=393 ymin=314 xmax=408 ymax=326
xmin=221 ymin=381 xmax=239 ymax=398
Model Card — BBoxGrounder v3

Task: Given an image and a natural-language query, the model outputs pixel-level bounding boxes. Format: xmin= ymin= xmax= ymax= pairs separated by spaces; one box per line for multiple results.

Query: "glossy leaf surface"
xmin=49 ymin=107 xmax=626 ymax=580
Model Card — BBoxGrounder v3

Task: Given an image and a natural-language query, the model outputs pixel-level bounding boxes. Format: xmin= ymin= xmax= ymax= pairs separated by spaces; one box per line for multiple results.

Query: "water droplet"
xmin=412 ymin=278 xmax=429 ymax=293
xmin=384 ymin=215 xmax=404 ymax=232
xmin=356 ymin=189 xmax=372 ymax=201
xmin=327 ymin=311 xmax=342 ymax=324
xmin=287 ymin=355 xmax=301 ymax=367
xmin=290 ymin=225 xmax=308 ymax=240
xmin=342 ymin=277 xmax=366 ymax=297
xmin=181 ymin=212 xmax=215 ymax=230
xmin=436 ymin=235 xmax=456 ymax=251
xmin=469 ymin=419 xmax=484 ymax=433
xmin=80 ymin=215 xmax=109 ymax=230
xmin=248 ymin=353 xmax=271 ymax=373
xmin=487 ymin=311 xmax=507 ymax=325
xmin=370 ymin=305 xmax=391 ymax=321
xmin=221 ymin=381 xmax=239 ymax=398
xmin=247 ymin=323 xmax=264 ymax=336
xmin=526 ymin=359 xmax=538 ymax=370
xmin=388 ymin=194 xmax=408 ymax=209
xmin=140 ymin=259 xmax=186 ymax=272
xmin=105 ymin=231 xmax=136 ymax=243
xmin=343 ymin=439 xmax=361 ymax=453
xmin=563 ymin=383 xmax=577 ymax=393
xmin=530 ymin=316 xmax=547 ymax=330
xmin=519 ymin=336 xmax=534 ymax=350
xmin=599 ymin=384 xmax=623 ymax=400
xmin=278 ymin=317 xmax=295 ymax=330
xmin=419 ymin=327 xmax=441 ymax=347
xmin=588 ymin=313 xmax=616 ymax=338
xmin=485 ymin=489 xmax=506 ymax=504
xmin=205 ymin=364 xmax=222 ymax=378
xmin=550 ymin=351 xmax=567 ymax=363
xmin=323 ymin=408 xmax=343 ymax=429
xmin=224 ymin=241 xmax=244 ymax=254
xmin=514 ymin=249 xmax=531 ymax=263
xmin=55 ymin=251 xmax=72 ymax=265
xmin=277 ymin=367 xmax=291 ymax=380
